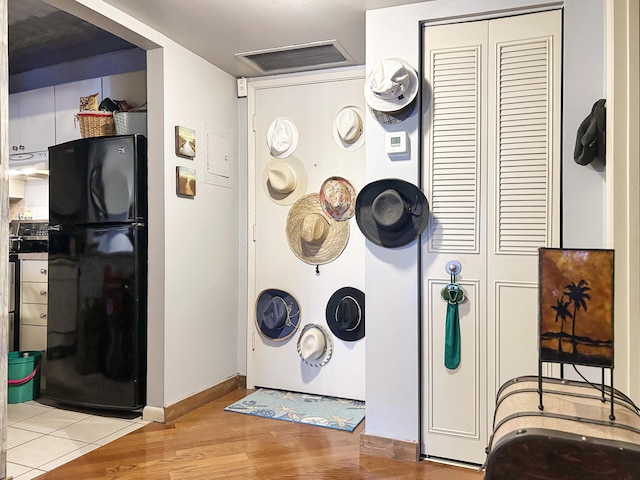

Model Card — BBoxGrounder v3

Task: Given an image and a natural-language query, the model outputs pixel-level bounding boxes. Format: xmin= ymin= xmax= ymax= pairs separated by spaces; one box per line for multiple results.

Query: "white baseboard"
xmin=142 ymin=405 xmax=165 ymax=423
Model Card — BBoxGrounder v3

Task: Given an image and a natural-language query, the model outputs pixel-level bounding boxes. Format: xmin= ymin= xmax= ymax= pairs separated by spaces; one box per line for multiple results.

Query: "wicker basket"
xmin=76 ymin=111 xmax=116 ymax=138
xmin=113 ymin=111 xmax=147 ymax=136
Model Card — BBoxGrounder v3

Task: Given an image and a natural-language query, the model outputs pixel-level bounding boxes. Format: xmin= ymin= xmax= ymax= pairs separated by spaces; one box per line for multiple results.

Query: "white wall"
xmin=23 ymin=179 xmax=48 ymax=220
xmin=365 ymin=0 xmax=606 ymax=445
xmin=51 ymin=0 xmax=241 ymax=410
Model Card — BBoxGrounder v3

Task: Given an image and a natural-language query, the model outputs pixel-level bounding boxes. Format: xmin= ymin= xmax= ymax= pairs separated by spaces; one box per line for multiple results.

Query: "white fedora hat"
xmin=262 ymin=158 xmax=308 ymax=205
xmin=297 ymin=324 xmax=333 ymax=367
xmin=364 ymin=58 xmax=419 ymax=113
xmin=333 ymin=106 xmax=365 ymax=151
xmin=267 ymin=117 xmax=298 ymax=158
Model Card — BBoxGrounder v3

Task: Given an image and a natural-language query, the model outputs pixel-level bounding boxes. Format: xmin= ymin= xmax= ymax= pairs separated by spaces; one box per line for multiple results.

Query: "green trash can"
xmin=8 ymin=351 xmax=42 ymax=404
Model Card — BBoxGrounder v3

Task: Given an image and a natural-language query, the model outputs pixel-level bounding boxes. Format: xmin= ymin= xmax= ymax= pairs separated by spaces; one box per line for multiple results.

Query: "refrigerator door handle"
xmin=48 ymin=225 xmax=62 ymax=231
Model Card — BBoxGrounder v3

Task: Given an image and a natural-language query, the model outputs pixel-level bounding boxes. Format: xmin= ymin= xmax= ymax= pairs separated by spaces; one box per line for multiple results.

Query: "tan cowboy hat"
xmin=266 ymin=117 xmax=298 ymax=158
xmin=333 ymin=106 xmax=365 ymax=151
xmin=262 ymin=158 xmax=308 ymax=205
xmin=286 ymin=193 xmax=350 ymax=265
xmin=297 ymin=323 xmax=333 ymax=367
xmin=364 ymin=58 xmax=419 ymax=113
xmin=319 ymin=176 xmax=357 ymax=221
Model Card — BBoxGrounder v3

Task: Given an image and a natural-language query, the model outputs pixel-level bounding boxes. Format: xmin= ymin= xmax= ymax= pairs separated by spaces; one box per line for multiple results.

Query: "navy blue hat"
xmin=255 ymin=289 xmax=301 ymax=341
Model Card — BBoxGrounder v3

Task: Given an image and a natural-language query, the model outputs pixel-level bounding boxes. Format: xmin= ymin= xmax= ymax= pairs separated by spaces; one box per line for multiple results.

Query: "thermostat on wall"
xmin=385 ymin=131 xmax=408 ymax=155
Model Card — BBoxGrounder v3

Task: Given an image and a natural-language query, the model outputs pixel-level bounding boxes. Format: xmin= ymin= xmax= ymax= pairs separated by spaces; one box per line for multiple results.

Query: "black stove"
xmin=9 ymin=220 xmax=49 ymax=254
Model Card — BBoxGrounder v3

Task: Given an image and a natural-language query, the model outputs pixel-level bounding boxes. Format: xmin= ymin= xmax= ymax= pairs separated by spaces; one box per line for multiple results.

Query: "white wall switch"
xmin=237 ymin=77 xmax=247 ymax=98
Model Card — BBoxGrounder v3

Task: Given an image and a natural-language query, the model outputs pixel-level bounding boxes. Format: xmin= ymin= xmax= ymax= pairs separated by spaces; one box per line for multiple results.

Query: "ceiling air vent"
xmin=235 ymin=40 xmax=355 ymax=74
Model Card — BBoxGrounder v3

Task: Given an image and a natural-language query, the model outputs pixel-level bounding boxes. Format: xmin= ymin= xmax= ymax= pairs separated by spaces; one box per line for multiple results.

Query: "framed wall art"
xmin=538 ymin=248 xmax=614 ymax=368
xmin=176 ymin=166 xmax=196 ymax=198
xmin=175 ymin=126 xmax=196 ymax=159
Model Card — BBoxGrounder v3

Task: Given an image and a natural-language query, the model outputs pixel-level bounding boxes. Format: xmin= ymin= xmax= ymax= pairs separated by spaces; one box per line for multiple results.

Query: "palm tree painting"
xmin=539 ymin=248 xmax=614 ymax=367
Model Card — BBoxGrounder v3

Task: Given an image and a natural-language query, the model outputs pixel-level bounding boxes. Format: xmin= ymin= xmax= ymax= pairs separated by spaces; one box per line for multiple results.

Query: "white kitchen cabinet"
xmin=54 ymin=78 xmax=102 ymax=144
xmin=19 ymin=258 xmax=48 ymax=352
xmin=102 ymin=70 xmax=147 ymax=109
xmin=9 ymin=179 xmax=25 ymax=199
xmin=9 ymin=86 xmax=55 ymax=154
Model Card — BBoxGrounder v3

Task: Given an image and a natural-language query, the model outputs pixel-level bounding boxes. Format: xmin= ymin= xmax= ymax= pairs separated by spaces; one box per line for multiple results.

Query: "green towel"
xmin=445 ymin=302 xmax=460 ymax=369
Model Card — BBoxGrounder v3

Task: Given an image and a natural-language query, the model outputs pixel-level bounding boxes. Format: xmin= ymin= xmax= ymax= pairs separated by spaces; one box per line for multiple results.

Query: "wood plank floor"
xmin=34 ymin=388 xmax=485 ymax=479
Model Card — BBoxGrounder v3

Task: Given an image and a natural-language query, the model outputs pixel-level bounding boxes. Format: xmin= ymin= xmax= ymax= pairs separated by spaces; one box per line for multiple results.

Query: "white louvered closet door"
xmin=421 ymin=10 xmax=561 ymax=465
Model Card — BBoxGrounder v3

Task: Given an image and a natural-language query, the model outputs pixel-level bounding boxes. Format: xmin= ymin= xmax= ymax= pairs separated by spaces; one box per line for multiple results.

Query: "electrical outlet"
xmin=237 ymin=77 xmax=247 ymax=98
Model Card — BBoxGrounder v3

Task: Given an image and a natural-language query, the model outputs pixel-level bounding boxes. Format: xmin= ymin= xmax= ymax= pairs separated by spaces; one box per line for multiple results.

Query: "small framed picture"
xmin=175 ymin=126 xmax=196 ymax=159
xmin=176 ymin=166 xmax=196 ymax=198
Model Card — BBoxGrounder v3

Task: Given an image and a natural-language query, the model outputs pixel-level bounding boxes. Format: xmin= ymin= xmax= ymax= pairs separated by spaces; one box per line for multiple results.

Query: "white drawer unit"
xmin=19 ymin=258 xmax=49 ymax=351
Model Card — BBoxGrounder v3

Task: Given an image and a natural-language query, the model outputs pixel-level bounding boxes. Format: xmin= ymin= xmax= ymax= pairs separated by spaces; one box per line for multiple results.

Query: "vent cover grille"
xmin=235 ymin=40 xmax=354 ymax=74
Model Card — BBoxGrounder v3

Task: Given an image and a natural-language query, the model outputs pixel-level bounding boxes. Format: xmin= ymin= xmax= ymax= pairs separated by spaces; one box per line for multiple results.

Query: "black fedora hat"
xmin=355 ymin=179 xmax=429 ymax=248
xmin=326 ymin=287 xmax=365 ymax=341
xmin=255 ymin=288 xmax=301 ymax=341
xmin=574 ymin=98 xmax=606 ymax=166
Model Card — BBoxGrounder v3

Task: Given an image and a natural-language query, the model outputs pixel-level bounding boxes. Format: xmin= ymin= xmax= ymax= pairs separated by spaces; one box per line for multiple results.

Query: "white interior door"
xmin=421 ymin=10 xmax=561 ymax=465
xmin=249 ymin=70 xmax=366 ymax=401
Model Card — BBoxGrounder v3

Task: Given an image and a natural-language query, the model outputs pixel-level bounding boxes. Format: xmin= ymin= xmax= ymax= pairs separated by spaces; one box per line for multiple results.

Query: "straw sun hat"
xmin=286 ymin=193 xmax=350 ymax=265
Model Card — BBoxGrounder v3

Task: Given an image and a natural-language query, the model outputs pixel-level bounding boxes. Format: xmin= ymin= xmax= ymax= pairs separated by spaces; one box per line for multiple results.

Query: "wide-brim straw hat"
xmin=364 ymin=58 xmax=419 ymax=113
xmin=319 ymin=176 xmax=357 ymax=221
xmin=355 ymin=178 xmax=430 ymax=248
xmin=266 ymin=117 xmax=298 ymax=158
xmin=262 ymin=157 xmax=308 ymax=205
xmin=255 ymin=288 xmax=301 ymax=341
xmin=333 ymin=106 xmax=365 ymax=151
xmin=326 ymin=286 xmax=365 ymax=341
xmin=286 ymin=193 xmax=350 ymax=265
xmin=297 ymin=323 xmax=333 ymax=367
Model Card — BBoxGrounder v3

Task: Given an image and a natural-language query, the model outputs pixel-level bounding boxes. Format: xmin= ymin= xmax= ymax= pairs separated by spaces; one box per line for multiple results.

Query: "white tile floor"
xmin=7 ymin=400 xmax=149 ymax=479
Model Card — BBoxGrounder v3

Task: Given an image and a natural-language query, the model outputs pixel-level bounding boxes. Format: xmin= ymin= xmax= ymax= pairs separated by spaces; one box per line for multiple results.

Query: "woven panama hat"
xmin=297 ymin=323 xmax=333 ymax=367
xmin=286 ymin=193 xmax=350 ymax=265
xmin=355 ymin=178 xmax=430 ymax=248
xmin=262 ymin=157 xmax=308 ymax=205
xmin=326 ymin=286 xmax=365 ymax=341
xmin=333 ymin=106 xmax=365 ymax=151
xmin=364 ymin=58 xmax=419 ymax=113
xmin=267 ymin=117 xmax=298 ymax=158
xmin=319 ymin=176 xmax=357 ymax=221
xmin=255 ymin=288 xmax=301 ymax=341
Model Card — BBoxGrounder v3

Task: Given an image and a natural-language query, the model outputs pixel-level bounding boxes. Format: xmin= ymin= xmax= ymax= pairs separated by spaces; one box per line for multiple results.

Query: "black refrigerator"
xmin=47 ymin=134 xmax=147 ymax=411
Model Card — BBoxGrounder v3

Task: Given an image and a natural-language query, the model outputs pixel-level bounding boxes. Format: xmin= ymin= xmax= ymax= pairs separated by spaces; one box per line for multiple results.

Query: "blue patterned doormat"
xmin=224 ymin=388 xmax=365 ymax=432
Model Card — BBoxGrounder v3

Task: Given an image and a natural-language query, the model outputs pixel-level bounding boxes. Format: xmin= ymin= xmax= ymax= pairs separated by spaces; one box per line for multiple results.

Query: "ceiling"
xmin=9 ymin=0 xmax=427 ymax=78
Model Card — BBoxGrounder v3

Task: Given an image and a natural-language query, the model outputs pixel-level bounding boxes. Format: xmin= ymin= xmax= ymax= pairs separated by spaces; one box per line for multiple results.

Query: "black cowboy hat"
xmin=326 ymin=287 xmax=365 ymax=341
xmin=355 ymin=178 xmax=429 ymax=248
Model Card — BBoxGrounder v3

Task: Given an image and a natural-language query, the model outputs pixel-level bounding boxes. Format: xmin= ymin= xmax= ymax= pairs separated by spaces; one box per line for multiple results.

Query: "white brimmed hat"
xmin=297 ymin=324 xmax=333 ymax=367
xmin=319 ymin=176 xmax=357 ymax=221
xmin=364 ymin=58 xmax=419 ymax=113
xmin=286 ymin=193 xmax=350 ymax=265
xmin=262 ymin=158 xmax=308 ymax=205
xmin=267 ymin=117 xmax=298 ymax=158
xmin=333 ymin=106 xmax=365 ymax=151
